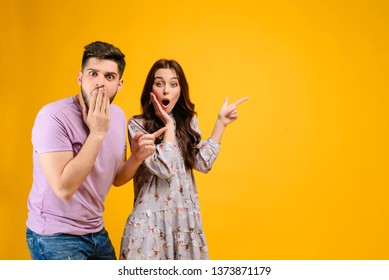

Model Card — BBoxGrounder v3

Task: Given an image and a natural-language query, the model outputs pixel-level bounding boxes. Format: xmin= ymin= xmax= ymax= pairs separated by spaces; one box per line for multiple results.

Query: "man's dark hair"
xmin=82 ymin=41 xmax=126 ymax=78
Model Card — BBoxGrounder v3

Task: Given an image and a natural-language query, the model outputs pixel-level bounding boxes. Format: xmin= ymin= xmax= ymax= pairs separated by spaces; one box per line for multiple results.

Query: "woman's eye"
xmin=156 ymin=82 xmax=164 ymax=87
xmin=171 ymin=82 xmax=178 ymax=88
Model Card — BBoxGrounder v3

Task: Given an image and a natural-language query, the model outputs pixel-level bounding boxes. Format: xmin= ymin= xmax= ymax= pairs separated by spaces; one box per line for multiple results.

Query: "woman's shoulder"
xmin=128 ymin=115 xmax=148 ymax=133
xmin=190 ymin=115 xmax=200 ymax=128
xmin=128 ymin=115 xmax=144 ymax=123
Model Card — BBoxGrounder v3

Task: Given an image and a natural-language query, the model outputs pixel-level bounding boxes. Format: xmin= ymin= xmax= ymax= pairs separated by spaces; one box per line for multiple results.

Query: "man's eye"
xmin=107 ymin=75 xmax=115 ymax=81
xmin=89 ymin=71 xmax=97 ymax=77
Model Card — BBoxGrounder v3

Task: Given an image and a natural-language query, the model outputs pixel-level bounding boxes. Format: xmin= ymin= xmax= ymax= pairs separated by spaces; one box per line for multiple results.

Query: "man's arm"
xmin=39 ymin=91 xmax=110 ymax=201
xmin=39 ymin=133 xmax=105 ymax=201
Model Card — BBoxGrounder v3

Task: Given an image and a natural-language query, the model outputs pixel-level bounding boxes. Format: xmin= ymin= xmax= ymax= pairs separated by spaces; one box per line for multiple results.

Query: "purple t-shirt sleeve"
xmin=32 ymin=112 xmax=73 ymax=154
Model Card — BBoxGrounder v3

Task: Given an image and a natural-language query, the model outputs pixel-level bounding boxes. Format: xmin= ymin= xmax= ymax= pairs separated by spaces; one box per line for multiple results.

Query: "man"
xmin=26 ymin=41 xmax=165 ymax=260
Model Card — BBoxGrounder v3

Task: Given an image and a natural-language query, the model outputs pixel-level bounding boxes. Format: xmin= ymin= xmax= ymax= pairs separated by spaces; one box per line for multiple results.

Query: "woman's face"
xmin=151 ymin=68 xmax=181 ymax=114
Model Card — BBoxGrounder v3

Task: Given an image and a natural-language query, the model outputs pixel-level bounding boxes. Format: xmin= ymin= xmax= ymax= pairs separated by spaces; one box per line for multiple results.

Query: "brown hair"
xmin=136 ymin=59 xmax=201 ymax=170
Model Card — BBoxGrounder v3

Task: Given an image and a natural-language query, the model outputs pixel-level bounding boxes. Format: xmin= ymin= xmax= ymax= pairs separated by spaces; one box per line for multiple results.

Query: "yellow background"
xmin=1 ymin=0 xmax=388 ymax=259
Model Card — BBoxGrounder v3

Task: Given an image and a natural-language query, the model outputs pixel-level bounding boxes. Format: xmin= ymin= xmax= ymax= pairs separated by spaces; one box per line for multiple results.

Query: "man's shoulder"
xmin=110 ymin=103 xmax=123 ymax=111
xmin=37 ymin=96 xmax=76 ymax=117
xmin=110 ymin=103 xmax=126 ymax=119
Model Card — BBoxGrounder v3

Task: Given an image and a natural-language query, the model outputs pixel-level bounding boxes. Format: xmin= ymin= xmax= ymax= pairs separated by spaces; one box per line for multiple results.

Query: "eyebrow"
xmin=154 ymin=76 xmax=178 ymax=80
xmin=105 ymin=72 xmax=118 ymax=77
xmin=87 ymin=68 xmax=118 ymax=76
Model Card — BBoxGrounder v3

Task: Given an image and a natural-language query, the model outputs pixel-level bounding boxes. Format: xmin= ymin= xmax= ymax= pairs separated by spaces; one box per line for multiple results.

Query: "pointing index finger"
xmin=152 ymin=127 xmax=168 ymax=139
xmin=232 ymin=97 xmax=249 ymax=106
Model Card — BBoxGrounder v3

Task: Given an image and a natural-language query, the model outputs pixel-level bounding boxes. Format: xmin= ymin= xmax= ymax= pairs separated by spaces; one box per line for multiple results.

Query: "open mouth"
xmin=161 ymin=99 xmax=170 ymax=106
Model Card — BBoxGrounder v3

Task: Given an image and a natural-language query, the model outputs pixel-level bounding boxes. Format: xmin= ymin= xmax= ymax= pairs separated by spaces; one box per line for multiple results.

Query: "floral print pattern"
xmin=120 ymin=116 xmax=220 ymax=260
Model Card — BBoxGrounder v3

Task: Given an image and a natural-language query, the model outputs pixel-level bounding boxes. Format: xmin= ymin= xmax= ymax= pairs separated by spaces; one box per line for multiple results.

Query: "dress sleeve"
xmin=192 ymin=117 xmax=220 ymax=173
xmin=128 ymin=117 xmax=176 ymax=179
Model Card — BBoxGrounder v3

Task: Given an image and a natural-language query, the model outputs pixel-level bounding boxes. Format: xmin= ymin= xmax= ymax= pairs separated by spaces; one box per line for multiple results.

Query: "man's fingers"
xmin=101 ymin=92 xmax=110 ymax=115
xmin=88 ymin=91 xmax=97 ymax=112
xmin=95 ymin=87 xmax=104 ymax=112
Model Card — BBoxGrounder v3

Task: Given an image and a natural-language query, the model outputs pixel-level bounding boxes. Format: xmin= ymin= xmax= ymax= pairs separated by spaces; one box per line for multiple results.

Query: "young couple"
xmin=26 ymin=41 xmax=248 ymax=260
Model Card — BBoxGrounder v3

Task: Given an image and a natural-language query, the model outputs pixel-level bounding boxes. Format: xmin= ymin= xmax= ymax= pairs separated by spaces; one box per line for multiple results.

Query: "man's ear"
xmin=117 ymin=79 xmax=124 ymax=92
xmin=77 ymin=71 xmax=83 ymax=86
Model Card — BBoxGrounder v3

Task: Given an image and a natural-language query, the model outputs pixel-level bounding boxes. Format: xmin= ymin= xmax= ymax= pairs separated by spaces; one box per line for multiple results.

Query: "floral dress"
xmin=119 ymin=116 xmax=220 ymax=260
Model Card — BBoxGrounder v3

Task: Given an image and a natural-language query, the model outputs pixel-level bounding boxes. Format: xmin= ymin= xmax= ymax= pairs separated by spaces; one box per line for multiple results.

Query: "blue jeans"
xmin=26 ymin=228 xmax=116 ymax=260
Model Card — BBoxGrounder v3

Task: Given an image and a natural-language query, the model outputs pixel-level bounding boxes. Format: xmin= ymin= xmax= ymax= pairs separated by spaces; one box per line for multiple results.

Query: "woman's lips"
xmin=161 ymin=99 xmax=170 ymax=109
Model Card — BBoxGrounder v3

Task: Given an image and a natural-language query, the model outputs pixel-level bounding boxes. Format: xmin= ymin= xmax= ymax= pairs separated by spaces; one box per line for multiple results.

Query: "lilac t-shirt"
xmin=27 ymin=96 xmax=127 ymax=235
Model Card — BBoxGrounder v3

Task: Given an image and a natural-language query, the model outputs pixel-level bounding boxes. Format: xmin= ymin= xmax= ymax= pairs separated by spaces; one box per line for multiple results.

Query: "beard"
xmin=80 ymin=86 xmax=117 ymax=109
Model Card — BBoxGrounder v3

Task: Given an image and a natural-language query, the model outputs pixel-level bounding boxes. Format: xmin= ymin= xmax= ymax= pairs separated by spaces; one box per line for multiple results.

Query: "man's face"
xmin=78 ymin=57 xmax=123 ymax=109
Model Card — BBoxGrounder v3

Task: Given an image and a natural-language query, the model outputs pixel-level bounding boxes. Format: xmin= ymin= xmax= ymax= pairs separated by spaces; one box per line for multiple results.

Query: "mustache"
xmin=91 ymin=85 xmax=105 ymax=93
xmin=79 ymin=85 xmax=117 ymax=109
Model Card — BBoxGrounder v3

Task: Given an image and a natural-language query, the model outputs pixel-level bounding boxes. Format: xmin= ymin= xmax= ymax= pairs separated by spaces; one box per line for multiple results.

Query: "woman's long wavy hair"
xmin=136 ymin=59 xmax=201 ymax=170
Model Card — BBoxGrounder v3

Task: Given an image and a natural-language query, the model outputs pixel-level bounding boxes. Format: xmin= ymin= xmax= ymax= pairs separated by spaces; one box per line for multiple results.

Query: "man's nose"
xmin=95 ymin=75 xmax=105 ymax=87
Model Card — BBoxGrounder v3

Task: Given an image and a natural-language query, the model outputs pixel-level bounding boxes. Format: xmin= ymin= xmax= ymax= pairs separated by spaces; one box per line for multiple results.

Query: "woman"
xmin=120 ymin=59 xmax=248 ymax=260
